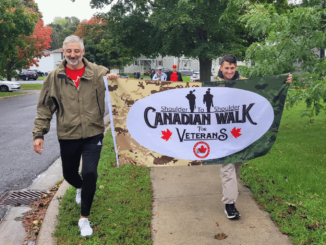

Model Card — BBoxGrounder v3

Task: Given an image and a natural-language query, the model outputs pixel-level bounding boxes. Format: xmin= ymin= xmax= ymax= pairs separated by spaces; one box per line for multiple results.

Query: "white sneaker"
xmin=76 ymin=189 xmax=81 ymax=204
xmin=78 ymin=218 xmax=93 ymax=237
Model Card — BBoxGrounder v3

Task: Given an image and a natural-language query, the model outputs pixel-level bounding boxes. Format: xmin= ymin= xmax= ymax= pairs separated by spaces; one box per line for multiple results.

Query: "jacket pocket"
xmin=95 ymin=89 xmax=101 ymax=116
xmin=42 ymin=91 xmax=49 ymax=105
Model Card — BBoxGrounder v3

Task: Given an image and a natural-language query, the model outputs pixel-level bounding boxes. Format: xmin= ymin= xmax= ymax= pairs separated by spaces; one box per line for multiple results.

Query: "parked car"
xmin=18 ymin=70 xmax=38 ymax=81
xmin=190 ymin=72 xmax=214 ymax=82
xmin=0 ymin=78 xmax=20 ymax=92
xmin=27 ymin=69 xmax=44 ymax=76
xmin=179 ymin=68 xmax=193 ymax=76
xmin=117 ymin=73 xmax=130 ymax=78
xmin=154 ymin=68 xmax=172 ymax=74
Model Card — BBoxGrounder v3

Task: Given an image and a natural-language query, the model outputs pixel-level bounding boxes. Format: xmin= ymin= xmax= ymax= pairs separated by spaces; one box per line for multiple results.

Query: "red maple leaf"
xmin=198 ymin=145 xmax=207 ymax=153
xmin=161 ymin=129 xmax=172 ymax=141
xmin=231 ymin=127 xmax=242 ymax=138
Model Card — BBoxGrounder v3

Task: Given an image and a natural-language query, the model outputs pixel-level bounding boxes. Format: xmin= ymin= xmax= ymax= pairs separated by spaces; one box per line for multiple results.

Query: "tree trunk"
xmin=6 ymin=59 xmax=13 ymax=81
xmin=199 ymin=58 xmax=212 ymax=82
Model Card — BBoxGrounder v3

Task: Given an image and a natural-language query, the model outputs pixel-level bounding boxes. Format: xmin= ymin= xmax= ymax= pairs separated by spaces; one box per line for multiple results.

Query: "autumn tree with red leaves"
xmin=74 ymin=17 xmax=133 ymax=70
xmin=17 ymin=20 xmax=52 ymax=68
xmin=0 ymin=0 xmax=52 ymax=80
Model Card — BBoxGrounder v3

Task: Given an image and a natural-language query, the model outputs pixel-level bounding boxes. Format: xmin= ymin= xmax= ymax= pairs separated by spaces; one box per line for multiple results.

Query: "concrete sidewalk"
xmin=151 ymin=165 xmax=293 ymax=245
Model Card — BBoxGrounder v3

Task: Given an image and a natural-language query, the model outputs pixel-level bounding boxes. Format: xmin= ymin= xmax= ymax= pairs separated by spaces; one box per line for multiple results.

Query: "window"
xmin=135 ymin=61 xmax=139 ymax=65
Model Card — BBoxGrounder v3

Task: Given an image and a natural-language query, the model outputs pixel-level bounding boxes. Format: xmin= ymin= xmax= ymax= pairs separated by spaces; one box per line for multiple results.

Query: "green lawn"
xmin=20 ymin=84 xmax=42 ymax=90
xmin=38 ymin=76 xmax=46 ymax=80
xmin=55 ymin=133 xmax=153 ymax=245
xmin=0 ymin=92 xmax=26 ymax=97
xmin=182 ymin=76 xmax=191 ymax=82
xmin=240 ymin=101 xmax=326 ymax=245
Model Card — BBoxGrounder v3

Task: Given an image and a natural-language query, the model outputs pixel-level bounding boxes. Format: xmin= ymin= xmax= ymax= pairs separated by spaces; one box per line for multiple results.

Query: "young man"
xmin=167 ymin=65 xmax=183 ymax=81
xmin=215 ymin=54 xmax=292 ymax=219
xmin=32 ymin=35 xmax=117 ymax=236
xmin=152 ymin=67 xmax=167 ymax=81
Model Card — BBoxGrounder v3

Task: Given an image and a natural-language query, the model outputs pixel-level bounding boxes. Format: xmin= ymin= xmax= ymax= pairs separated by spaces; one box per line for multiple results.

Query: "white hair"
xmin=63 ymin=35 xmax=84 ymax=51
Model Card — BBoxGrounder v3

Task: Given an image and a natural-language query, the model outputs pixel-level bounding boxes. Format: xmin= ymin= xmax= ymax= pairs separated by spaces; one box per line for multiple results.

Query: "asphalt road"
xmin=0 ymin=91 xmax=109 ymax=197
xmin=0 ymin=92 xmax=60 ymax=196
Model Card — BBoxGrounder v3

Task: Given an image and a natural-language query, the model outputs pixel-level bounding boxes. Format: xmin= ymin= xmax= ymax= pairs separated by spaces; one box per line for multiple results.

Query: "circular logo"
xmin=193 ymin=142 xmax=210 ymax=159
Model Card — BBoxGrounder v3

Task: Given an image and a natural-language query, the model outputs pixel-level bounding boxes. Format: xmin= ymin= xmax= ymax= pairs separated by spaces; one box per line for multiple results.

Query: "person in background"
xmin=152 ymin=67 xmax=167 ymax=81
xmin=167 ymin=64 xmax=183 ymax=81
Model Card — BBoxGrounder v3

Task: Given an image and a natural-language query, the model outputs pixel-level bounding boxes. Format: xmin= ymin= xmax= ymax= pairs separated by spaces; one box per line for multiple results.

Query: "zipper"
xmin=95 ymin=89 xmax=101 ymax=115
xmin=42 ymin=91 xmax=48 ymax=105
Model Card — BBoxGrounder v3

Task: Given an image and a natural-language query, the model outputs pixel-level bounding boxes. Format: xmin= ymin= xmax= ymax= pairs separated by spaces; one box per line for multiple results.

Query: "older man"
xmin=215 ymin=54 xmax=292 ymax=220
xmin=32 ymin=35 xmax=117 ymax=237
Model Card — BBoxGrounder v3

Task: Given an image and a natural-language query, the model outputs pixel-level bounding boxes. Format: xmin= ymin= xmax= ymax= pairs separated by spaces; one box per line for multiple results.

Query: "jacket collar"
xmin=57 ymin=57 xmax=94 ymax=80
xmin=218 ymin=69 xmax=240 ymax=80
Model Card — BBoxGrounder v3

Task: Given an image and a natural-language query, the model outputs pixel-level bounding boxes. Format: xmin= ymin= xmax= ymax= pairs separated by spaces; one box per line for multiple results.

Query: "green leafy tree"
xmin=0 ymin=0 xmax=39 ymax=80
xmin=226 ymin=0 xmax=326 ymax=121
xmin=48 ymin=16 xmax=80 ymax=50
xmin=87 ymin=0 xmax=255 ymax=81
xmin=75 ymin=17 xmax=133 ymax=69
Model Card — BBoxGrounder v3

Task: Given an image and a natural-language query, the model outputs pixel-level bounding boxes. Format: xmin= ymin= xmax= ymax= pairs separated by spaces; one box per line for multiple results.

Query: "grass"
xmin=20 ymin=84 xmax=42 ymax=90
xmin=55 ymin=132 xmax=153 ymax=245
xmin=0 ymin=92 xmax=26 ymax=97
xmin=182 ymin=76 xmax=191 ymax=82
xmin=240 ymin=101 xmax=326 ymax=245
xmin=38 ymin=76 xmax=46 ymax=80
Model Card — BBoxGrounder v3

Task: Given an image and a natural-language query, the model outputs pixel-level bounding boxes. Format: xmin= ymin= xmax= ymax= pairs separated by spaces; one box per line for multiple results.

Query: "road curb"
xmin=35 ymin=180 xmax=70 ymax=245
xmin=0 ymin=92 xmax=35 ymax=101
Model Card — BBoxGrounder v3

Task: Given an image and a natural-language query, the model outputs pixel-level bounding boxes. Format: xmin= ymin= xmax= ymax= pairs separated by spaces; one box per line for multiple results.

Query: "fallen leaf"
xmin=310 ymin=196 xmax=314 ymax=199
xmin=215 ymin=222 xmax=219 ymax=227
xmin=124 ymin=199 xmax=131 ymax=203
xmin=33 ymin=220 xmax=39 ymax=226
xmin=99 ymin=185 xmax=105 ymax=189
xmin=94 ymin=226 xmax=99 ymax=232
xmin=250 ymin=226 xmax=255 ymax=228
xmin=155 ymin=230 xmax=158 ymax=233
xmin=214 ymin=233 xmax=227 ymax=240
xmin=299 ymin=201 xmax=302 ymax=206
xmin=301 ymin=215 xmax=307 ymax=218
xmin=108 ymin=208 xmax=112 ymax=211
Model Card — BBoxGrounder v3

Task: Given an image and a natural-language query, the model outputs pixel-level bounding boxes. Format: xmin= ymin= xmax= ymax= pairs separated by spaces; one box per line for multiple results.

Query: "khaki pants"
xmin=220 ymin=162 xmax=243 ymax=204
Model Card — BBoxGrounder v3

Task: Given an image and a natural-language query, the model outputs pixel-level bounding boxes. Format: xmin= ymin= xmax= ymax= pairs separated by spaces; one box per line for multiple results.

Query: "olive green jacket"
xmin=32 ymin=58 xmax=108 ymax=141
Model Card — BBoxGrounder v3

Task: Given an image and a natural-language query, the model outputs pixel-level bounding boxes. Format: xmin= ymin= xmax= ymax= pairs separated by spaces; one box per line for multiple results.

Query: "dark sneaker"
xmin=225 ymin=204 xmax=241 ymax=219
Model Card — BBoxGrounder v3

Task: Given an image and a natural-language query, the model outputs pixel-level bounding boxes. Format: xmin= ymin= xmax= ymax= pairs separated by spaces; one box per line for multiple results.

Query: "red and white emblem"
xmin=193 ymin=142 xmax=210 ymax=159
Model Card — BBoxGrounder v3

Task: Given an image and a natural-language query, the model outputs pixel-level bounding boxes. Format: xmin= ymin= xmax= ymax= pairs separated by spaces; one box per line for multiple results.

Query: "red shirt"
xmin=65 ymin=66 xmax=85 ymax=88
xmin=170 ymin=72 xmax=178 ymax=81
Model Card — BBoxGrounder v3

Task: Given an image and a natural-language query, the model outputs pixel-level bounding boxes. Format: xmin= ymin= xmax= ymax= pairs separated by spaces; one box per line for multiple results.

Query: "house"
xmin=123 ymin=55 xmax=247 ymax=74
xmin=29 ymin=48 xmax=64 ymax=73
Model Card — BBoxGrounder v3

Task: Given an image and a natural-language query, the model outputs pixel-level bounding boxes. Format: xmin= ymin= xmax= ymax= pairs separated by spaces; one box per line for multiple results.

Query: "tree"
xmin=75 ymin=17 xmax=134 ymax=69
xmin=0 ymin=19 xmax=52 ymax=80
xmin=226 ymin=0 xmax=326 ymax=121
xmin=0 ymin=0 xmax=38 ymax=63
xmin=0 ymin=0 xmax=42 ymax=80
xmin=86 ymin=0 xmax=255 ymax=81
xmin=48 ymin=16 xmax=80 ymax=50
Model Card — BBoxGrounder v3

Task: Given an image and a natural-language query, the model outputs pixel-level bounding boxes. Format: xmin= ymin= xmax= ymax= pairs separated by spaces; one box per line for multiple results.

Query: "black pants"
xmin=59 ymin=134 xmax=103 ymax=216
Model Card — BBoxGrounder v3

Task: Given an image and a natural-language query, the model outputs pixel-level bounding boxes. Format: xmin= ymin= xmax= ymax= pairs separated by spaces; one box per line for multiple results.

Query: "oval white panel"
xmin=126 ymin=87 xmax=274 ymax=160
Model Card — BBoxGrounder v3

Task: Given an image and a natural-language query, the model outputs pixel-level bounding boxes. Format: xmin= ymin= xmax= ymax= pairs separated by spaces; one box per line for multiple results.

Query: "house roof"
xmin=51 ymin=48 xmax=63 ymax=53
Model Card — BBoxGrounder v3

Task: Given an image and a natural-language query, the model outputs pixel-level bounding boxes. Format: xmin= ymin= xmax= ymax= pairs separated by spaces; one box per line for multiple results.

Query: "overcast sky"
xmin=34 ymin=0 xmax=112 ymax=25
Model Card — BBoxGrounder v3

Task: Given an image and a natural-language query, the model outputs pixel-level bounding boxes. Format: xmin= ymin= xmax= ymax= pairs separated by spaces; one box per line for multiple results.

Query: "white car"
xmin=0 ymin=79 xmax=21 ymax=92
xmin=190 ymin=72 xmax=214 ymax=82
